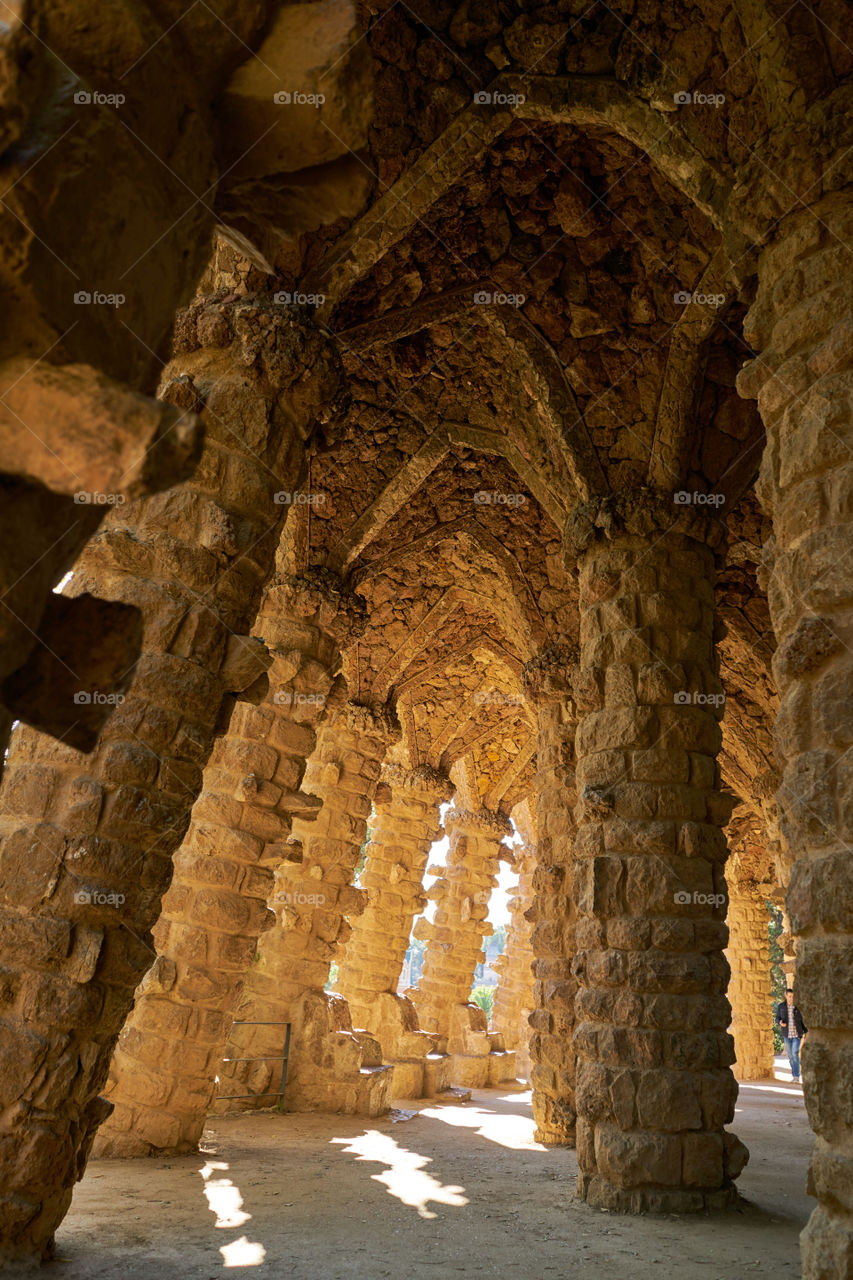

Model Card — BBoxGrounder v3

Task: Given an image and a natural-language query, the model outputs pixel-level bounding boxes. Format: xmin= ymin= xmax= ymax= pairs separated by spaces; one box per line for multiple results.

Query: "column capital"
xmin=725 ymin=112 xmax=851 ymax=254
xmin=264 ymin=569 xmax=367 ymax=645
xmin=522 ymin=643 xmax=579 ymax=707
xmin=443 ymin=804 xmax=512 ymax=842
xmin=380 ymin=762 xmax=455 ymax=804
xmin=564 ymin=489 xmax=727 ymax=562
xmin=343 ymin=700 xmax=401 ymax=743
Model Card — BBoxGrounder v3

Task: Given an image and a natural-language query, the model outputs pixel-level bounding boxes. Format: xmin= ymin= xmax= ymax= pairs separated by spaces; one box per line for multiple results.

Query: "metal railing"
xmin=217 ymin=1021 xmax=291 ymax=1112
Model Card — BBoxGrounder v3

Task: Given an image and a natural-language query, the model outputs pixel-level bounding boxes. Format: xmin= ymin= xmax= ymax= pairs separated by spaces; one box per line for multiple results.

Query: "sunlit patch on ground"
xmin=331 ymin=1129 xmax=468 ymax=1218
xmin=199 ymin=1159 xmax=266 ymax=1266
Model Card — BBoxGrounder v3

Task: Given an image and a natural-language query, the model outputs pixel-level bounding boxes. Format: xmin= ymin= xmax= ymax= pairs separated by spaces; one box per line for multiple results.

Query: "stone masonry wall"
xmin=523 ymin=644 xmax=580 ymax=1145
xmin=336 ymin=762 xmax=452 ymax=1029
xmin=491 ymin=842 xmax=536 ymax=1080
xmin=726 ymin=884 xmax=775 ymax=1081
xmin=217 ymin=701 xmax=399 ymax=1112
xmin=94 ymin=570 xmax=361 ymax=1155
xmin=413 ymin=806 xmax=512 ymax=1039
xmin=566 ymin=493 xmax=748 ymax=1213
xmin=738 ymin=190 xmax=853 ymax=1279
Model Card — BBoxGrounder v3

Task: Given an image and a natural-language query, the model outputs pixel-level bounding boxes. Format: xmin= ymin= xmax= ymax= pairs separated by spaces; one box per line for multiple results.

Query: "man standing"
xmin=776 ymin=988 xmax=807 ymax=1085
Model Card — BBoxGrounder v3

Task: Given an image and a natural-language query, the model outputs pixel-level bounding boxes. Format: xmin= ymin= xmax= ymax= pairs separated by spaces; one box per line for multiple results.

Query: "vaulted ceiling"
xmin=201 ymin=0 xmax=849 ymax=820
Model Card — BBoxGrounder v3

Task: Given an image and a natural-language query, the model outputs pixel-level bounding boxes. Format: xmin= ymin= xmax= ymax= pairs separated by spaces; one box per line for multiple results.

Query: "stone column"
xmin=412 ymin=805 xmax=513 ymax=1085
xmin=737 ymin=191 xmax=853 ymax=1277
xmin=491 ymin=843 xmax=536 ymax=1079
xmin=0 ymin=298 xmax=340 ymax=1263
xmin=726 ymin=883 xmax=775 ymax=1081
xmin=94 ymin=571 xmax=362 ymax=1156
xmin=336 ymin=763 xmax=452 ymax=1020
xmin=334 ymin=763 xmax=453 ymax=1094
xmin=522 ymin=644 xmax=580 ymax=1145
xmin=217 ymin=701 xmax=400 ymax=1113
xmin=567 ymin=490 xmax=747 ymax=1213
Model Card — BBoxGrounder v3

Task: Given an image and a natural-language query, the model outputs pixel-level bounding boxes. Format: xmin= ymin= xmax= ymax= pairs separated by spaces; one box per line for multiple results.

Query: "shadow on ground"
xmin=50 ymin=1073 xmax=812 ymax=1280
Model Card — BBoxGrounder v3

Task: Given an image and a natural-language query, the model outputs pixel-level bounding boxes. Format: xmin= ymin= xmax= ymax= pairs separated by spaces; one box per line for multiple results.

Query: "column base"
xmin=578 ymin=1173 xmax=739 ymax=1214
xmin=487 ymin=1049 xmax=518 ymax=1085
xmin=350 ymin=992 xmax=442 ymax=1100
xmin=449 ymin=1054 xmax=492 ymax=1089
xmin=215 ymin=991 xmax=394 ymax=1118
xmin=423 ymin=1052 xmax=453 ymax=1096
xmin=446 ymin=1050 xmax=519 ymax=1089
xmin=442 ymin=1004 xmax=521 ymax=1088
xmin=92 ymin=1112 xmax=202 ymax=1159
xmin=801 ymin=1206 xmax=853 ymax=1280
xmin=535 ymin=1125 xmax=576 ymax=1148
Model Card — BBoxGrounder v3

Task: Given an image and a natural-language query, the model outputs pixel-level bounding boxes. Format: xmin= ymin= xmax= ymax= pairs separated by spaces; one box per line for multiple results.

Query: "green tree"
xmin=470 ymin=984 xmax=494 ymax=1017
xmin=353 ymin=822 xmax=373 ymax=883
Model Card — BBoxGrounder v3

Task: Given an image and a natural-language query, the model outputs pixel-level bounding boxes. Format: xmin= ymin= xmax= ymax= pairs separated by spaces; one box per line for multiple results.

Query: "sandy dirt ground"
xmin=38 ymin=1061 xmax=812 ymax=1280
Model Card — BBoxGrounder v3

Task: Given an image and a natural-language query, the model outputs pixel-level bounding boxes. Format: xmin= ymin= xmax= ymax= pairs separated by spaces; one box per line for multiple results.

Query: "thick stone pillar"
xmin=567 ymin=490 xmax=747 ymax=1213
xmin=334 ymin=763 xmax=453 ymax=1094
xmin=522 ymin=644 xmax=580 ymax=1145
xmin=217 ymin=701 xmax=400 ymax=1113
xmin=0 ymin=298 xmax=341 ymax=1262
xmin=94 ymin=571 xmax=362 ymax=1155
xmin=738 ymin=191 xmax=853 ymax=1277
xmin=726 ymin=883 xmax=775 ymax=1081
xmin=491 ymin=842 xmax=536 ymax=1079
xmin=412 ymin=805 xmax=513 ymax=1084
xmin=336 ymin=762 xmax=451 ymax=1017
